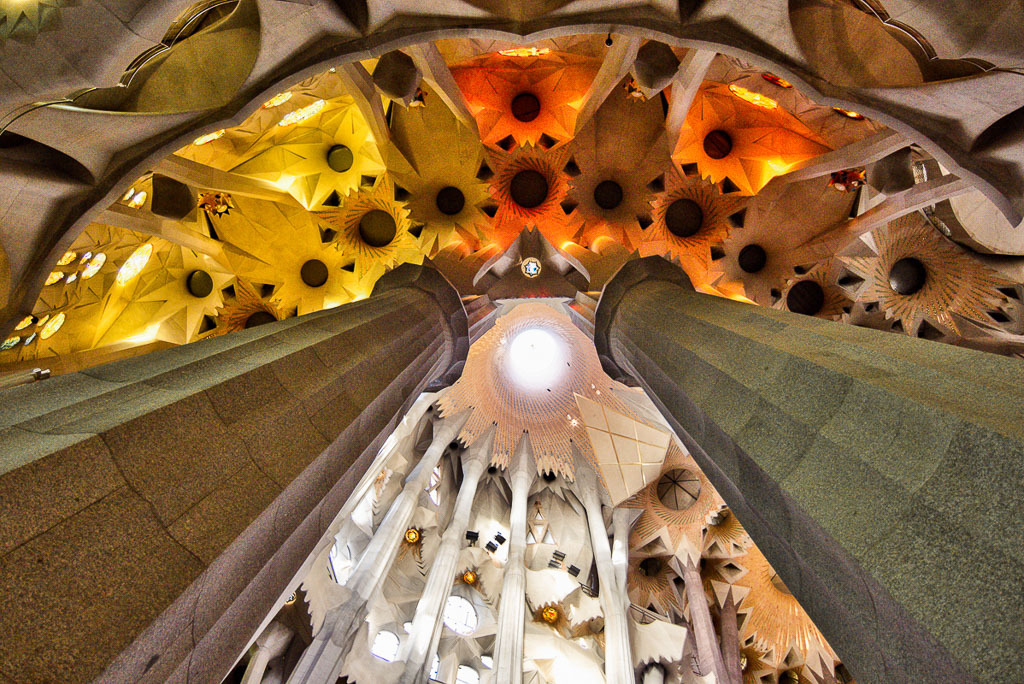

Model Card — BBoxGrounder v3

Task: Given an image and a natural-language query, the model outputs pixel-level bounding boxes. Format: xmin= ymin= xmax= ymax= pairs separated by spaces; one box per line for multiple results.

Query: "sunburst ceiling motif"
xmin=229 ymin=95 xmax=386 ymax=210
xmin=639 ymin=166 xmax=748 ymax=288
xmin=386 ymin=84 xmax=492 ymax=255
xmin=674 ymin=82 xmax=830 ymax=196
xmin=487 ymin=144 xmax=573 ymax=250
xmin=731 ymin=546 xmax=835 ymax=676
xmin=774 ymin=259 xmax=851 ymax=320
xmin=438 ymin=302 xmax=634 ymax=479
xmin=564 ymin=81 xmax=670 ymax=251
xmin=451 ymin=50 xmax=600 ymax=149
xmin=842 ymin=214 xmax=1013 ymax=335
xmin=316 ymin=177 xmax=424 ymax=283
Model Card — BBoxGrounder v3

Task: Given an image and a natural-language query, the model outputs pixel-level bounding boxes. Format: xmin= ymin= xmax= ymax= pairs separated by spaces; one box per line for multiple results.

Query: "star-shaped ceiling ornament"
xmin=626 ymin=555 xmax=683 ymax=619
xmin=230 ymin=96 xmax=386 ymax=209
xmin=386 ymin=84 xmax=492 ymax=256
xmin=674 ymin=82 xmax=830 ymax=196
xmin=208 ymin=279 xmax=288 ymax=337
xmin=564 ymin=80 xmax=670 ymax=252
xmin=841 ymin=215 xmax=1013 ymax=336
xmin=639 ymin=166 xmax=747 ymax=288
xmin=451 ymin=50 xmax=600 ymax=149
xmin=773 ymin=259 xmax=852 ymax=320
xmin=487 ymin=144 xmax=573 ymax=251
xmin=317 ymin=177 xmax=424 ymax=283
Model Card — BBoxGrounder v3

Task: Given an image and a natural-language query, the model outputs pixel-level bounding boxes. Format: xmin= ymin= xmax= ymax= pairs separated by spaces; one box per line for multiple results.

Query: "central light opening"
xmin=506 ymin=327 xmax=565 ymax=391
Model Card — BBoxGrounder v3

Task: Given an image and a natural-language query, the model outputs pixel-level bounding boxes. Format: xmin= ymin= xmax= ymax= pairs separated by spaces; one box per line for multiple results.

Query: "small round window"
xmin=443 ymin=595 xmax=478 ymax=636
xmin=370 ymin=630 xmax=400 ymax=661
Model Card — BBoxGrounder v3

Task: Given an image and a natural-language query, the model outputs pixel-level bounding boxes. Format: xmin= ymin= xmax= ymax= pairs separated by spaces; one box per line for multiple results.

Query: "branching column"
xmin=400 ymin=434 xmax=491 ymax=683
xmin=594 ymin=257 xmax=1024 ymax=683
xmin=493 ymin=436 xmax=536 ymax=682
xmin=575 ymin=463 xmax=634 ymax=683
xmin=720 ymin=590 xmax=743 ymax=684
xmin=287 ymin=415 xmax=468 ymax=684
xmin=676 ymin=560 xmax=728 ymax=681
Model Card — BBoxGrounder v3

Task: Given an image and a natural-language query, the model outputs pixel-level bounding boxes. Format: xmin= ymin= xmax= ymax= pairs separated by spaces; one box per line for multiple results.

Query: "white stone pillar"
xmin=287 ymin=413 xmax=469 ymax=684
xmin=492 ymin=435 xmax=536 ymax=683
xmin=576 ymin=463 xmax=634 ymax=683
xmin=399 ymin=434 xmax=492 ymax=683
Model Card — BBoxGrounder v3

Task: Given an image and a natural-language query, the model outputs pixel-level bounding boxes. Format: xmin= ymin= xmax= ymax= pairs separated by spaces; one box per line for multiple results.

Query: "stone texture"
xmin=0 ymin=266 xmax=468 ymax=684
xmin=595 ymin=256 xmax=1024 ymax=683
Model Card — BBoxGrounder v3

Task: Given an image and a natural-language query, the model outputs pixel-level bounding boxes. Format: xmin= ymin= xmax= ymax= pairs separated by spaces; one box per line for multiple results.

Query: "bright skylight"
xmin=456 ymin=665 xmax=480 ymax=684
xmin=370 ymin=630 xmax=400 ymax=662
xmin=442 ymin=595 xmax=478 ymax=636
xmin=505 ymin=327 xmax=566 ymax=391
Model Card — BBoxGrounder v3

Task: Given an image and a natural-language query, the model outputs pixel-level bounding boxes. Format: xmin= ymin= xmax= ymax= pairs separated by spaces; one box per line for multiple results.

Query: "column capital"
xmin=594 ymin=257 xmax=693 ymax=383
xmin=373 ymin=263 xmax=470 ymax=389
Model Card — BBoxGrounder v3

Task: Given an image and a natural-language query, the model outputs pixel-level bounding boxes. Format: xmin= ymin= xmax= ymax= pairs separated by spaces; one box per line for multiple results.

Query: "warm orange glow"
xmin=541 ymin=606 xmax=559 ymax=623
xmin=498 ymin=47 xmax=551 ymax=57
xmin=14 ymin=316 xmax=33 ymax=331
xmin=462 ymin=570 xmax=478 ymax=585
xmin=261 ymin=91 xmax=293 ymax=109
xmin=729 ymin=84 xmax=778 ymax=110
xmin=404 ymin=528 xmax=421 ymax=544
xmin=832 ymin=107 xmax=865 ymax=120
xmin=761 ymin=73 xmax=793 ymax=88
xmin=193 ymin=129 xmax=225 ymax=145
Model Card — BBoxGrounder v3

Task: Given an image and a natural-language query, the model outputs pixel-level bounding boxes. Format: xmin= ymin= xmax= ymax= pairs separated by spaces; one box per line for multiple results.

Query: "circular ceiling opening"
xmin=665 ymin=198 xmax=704 ymax=238
xmin=593 ymin=180 xmax=624 ymax=210
xmin=638 ymin=557 xmax=663 ymax=577
xmin=327 ymin=144 xmax=354 ymax=173
xmin=244 ymin=311 xmax=277 ymax=329
xmin=300 ymin=259 xmax=329 ymax=287
xmin=511 ymin=92 xmax=541 ymax=122
xmin=786 ymin=280 xmax=826 ymax=316
xmin=738 ymin=244 xmax=768 ymax=273
xmin=359 ymin=210 xmax=397 ymax=247
xmin=504 ymin=327 xmax=567 ymax=391
xmin=888 ymin=257 xmax=927 ymax=295
xmin=436 ymin=186 xmax=466 ymax=215
xmin=656 ymin=468 xmax=701 ymax=510
xmin=510 ymin=170 xmax=549 ymax=209
xmin=521 ymin=257 xmax=542 ymax=278
xmin=186 ymin=270 xmax=213 ymax=298
xmin=703 ymin=129 xmax=733 ymax=159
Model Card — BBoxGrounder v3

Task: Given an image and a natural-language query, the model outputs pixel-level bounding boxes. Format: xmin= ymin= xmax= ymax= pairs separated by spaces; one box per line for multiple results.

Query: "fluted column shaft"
xmin=400 ymin=455 xmax=487 ymax=683
xmin=287 ymin=417 xmax=466 ymax=684
xmin=580 ymin=485 xmax=634 ymax=683
xmin=493 ymin=438 xmax=535 ymax=683
xmin=594 ymin=256 xmax=1024 ymax=682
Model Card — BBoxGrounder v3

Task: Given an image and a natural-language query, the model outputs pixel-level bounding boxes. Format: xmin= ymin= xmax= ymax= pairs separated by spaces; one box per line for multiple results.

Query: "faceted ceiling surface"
xmin=1 ymin=32 xmax=1022 ymax=375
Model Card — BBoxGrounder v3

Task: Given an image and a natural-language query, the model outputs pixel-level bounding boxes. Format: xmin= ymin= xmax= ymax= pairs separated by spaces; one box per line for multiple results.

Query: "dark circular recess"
xmin=786 ymin=280 xmax=826 ymax=316
xmin=511 ymin=92 xmax=541 ymax=122
xmin=593 ymin=180 xmax=624 ymax=210
xmin=359 ymin=210 xmax=397 ymax=247
xmin=300 ymin=259 xmax=329 ymax=287
xmin=186 ymin=270 xmax=214 ymax=298
xmin=435 ymin=186 xmax=466 ymax=215
xmin=738 ymin=244 xmax=768 ymax=273
xmin=542 ymin=470 xmax=557 ymax=482
xmin=638 ymin=557 xmax=662 ymax=577
xmin=510 ymin=169 xmax=549 ymax=209
xmin=487 ymin=466 xmax=498 ymax=474
xmin=326 ymin=145 xmax=354 ymax=173
xmin=244 ymin=311 xmax=277 ymax=329
xmin=665 ymin=198 xmax=704 ymax=238
xmin=888 ymin=257 xmax=927 ymax=295
xmin=703 ymin=129 xmax=733 ymax=159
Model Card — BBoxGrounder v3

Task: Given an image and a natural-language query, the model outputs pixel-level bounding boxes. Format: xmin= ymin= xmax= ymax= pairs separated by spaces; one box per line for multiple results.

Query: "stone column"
xmin=0 ymin=264 xmax=468 ymax=684
xmin=719 ymin=590 xmax=743 ymax=684
xmin=575 ymin=462 xmax=634 ymax=683
xmin=492 ymin=435 xmax=536 ymax=683
xmin=678 ymin=561 xmax=728 ymax=682
xmin=286 ymin=413 xmax=469 ymax=684
xmin=399 ymin=432 xmax=493 ymax=683
xmin=240 ymin=621 xmax=293 ymax=684
xmin=594 ymin=256 xmax=1024 ymax=683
